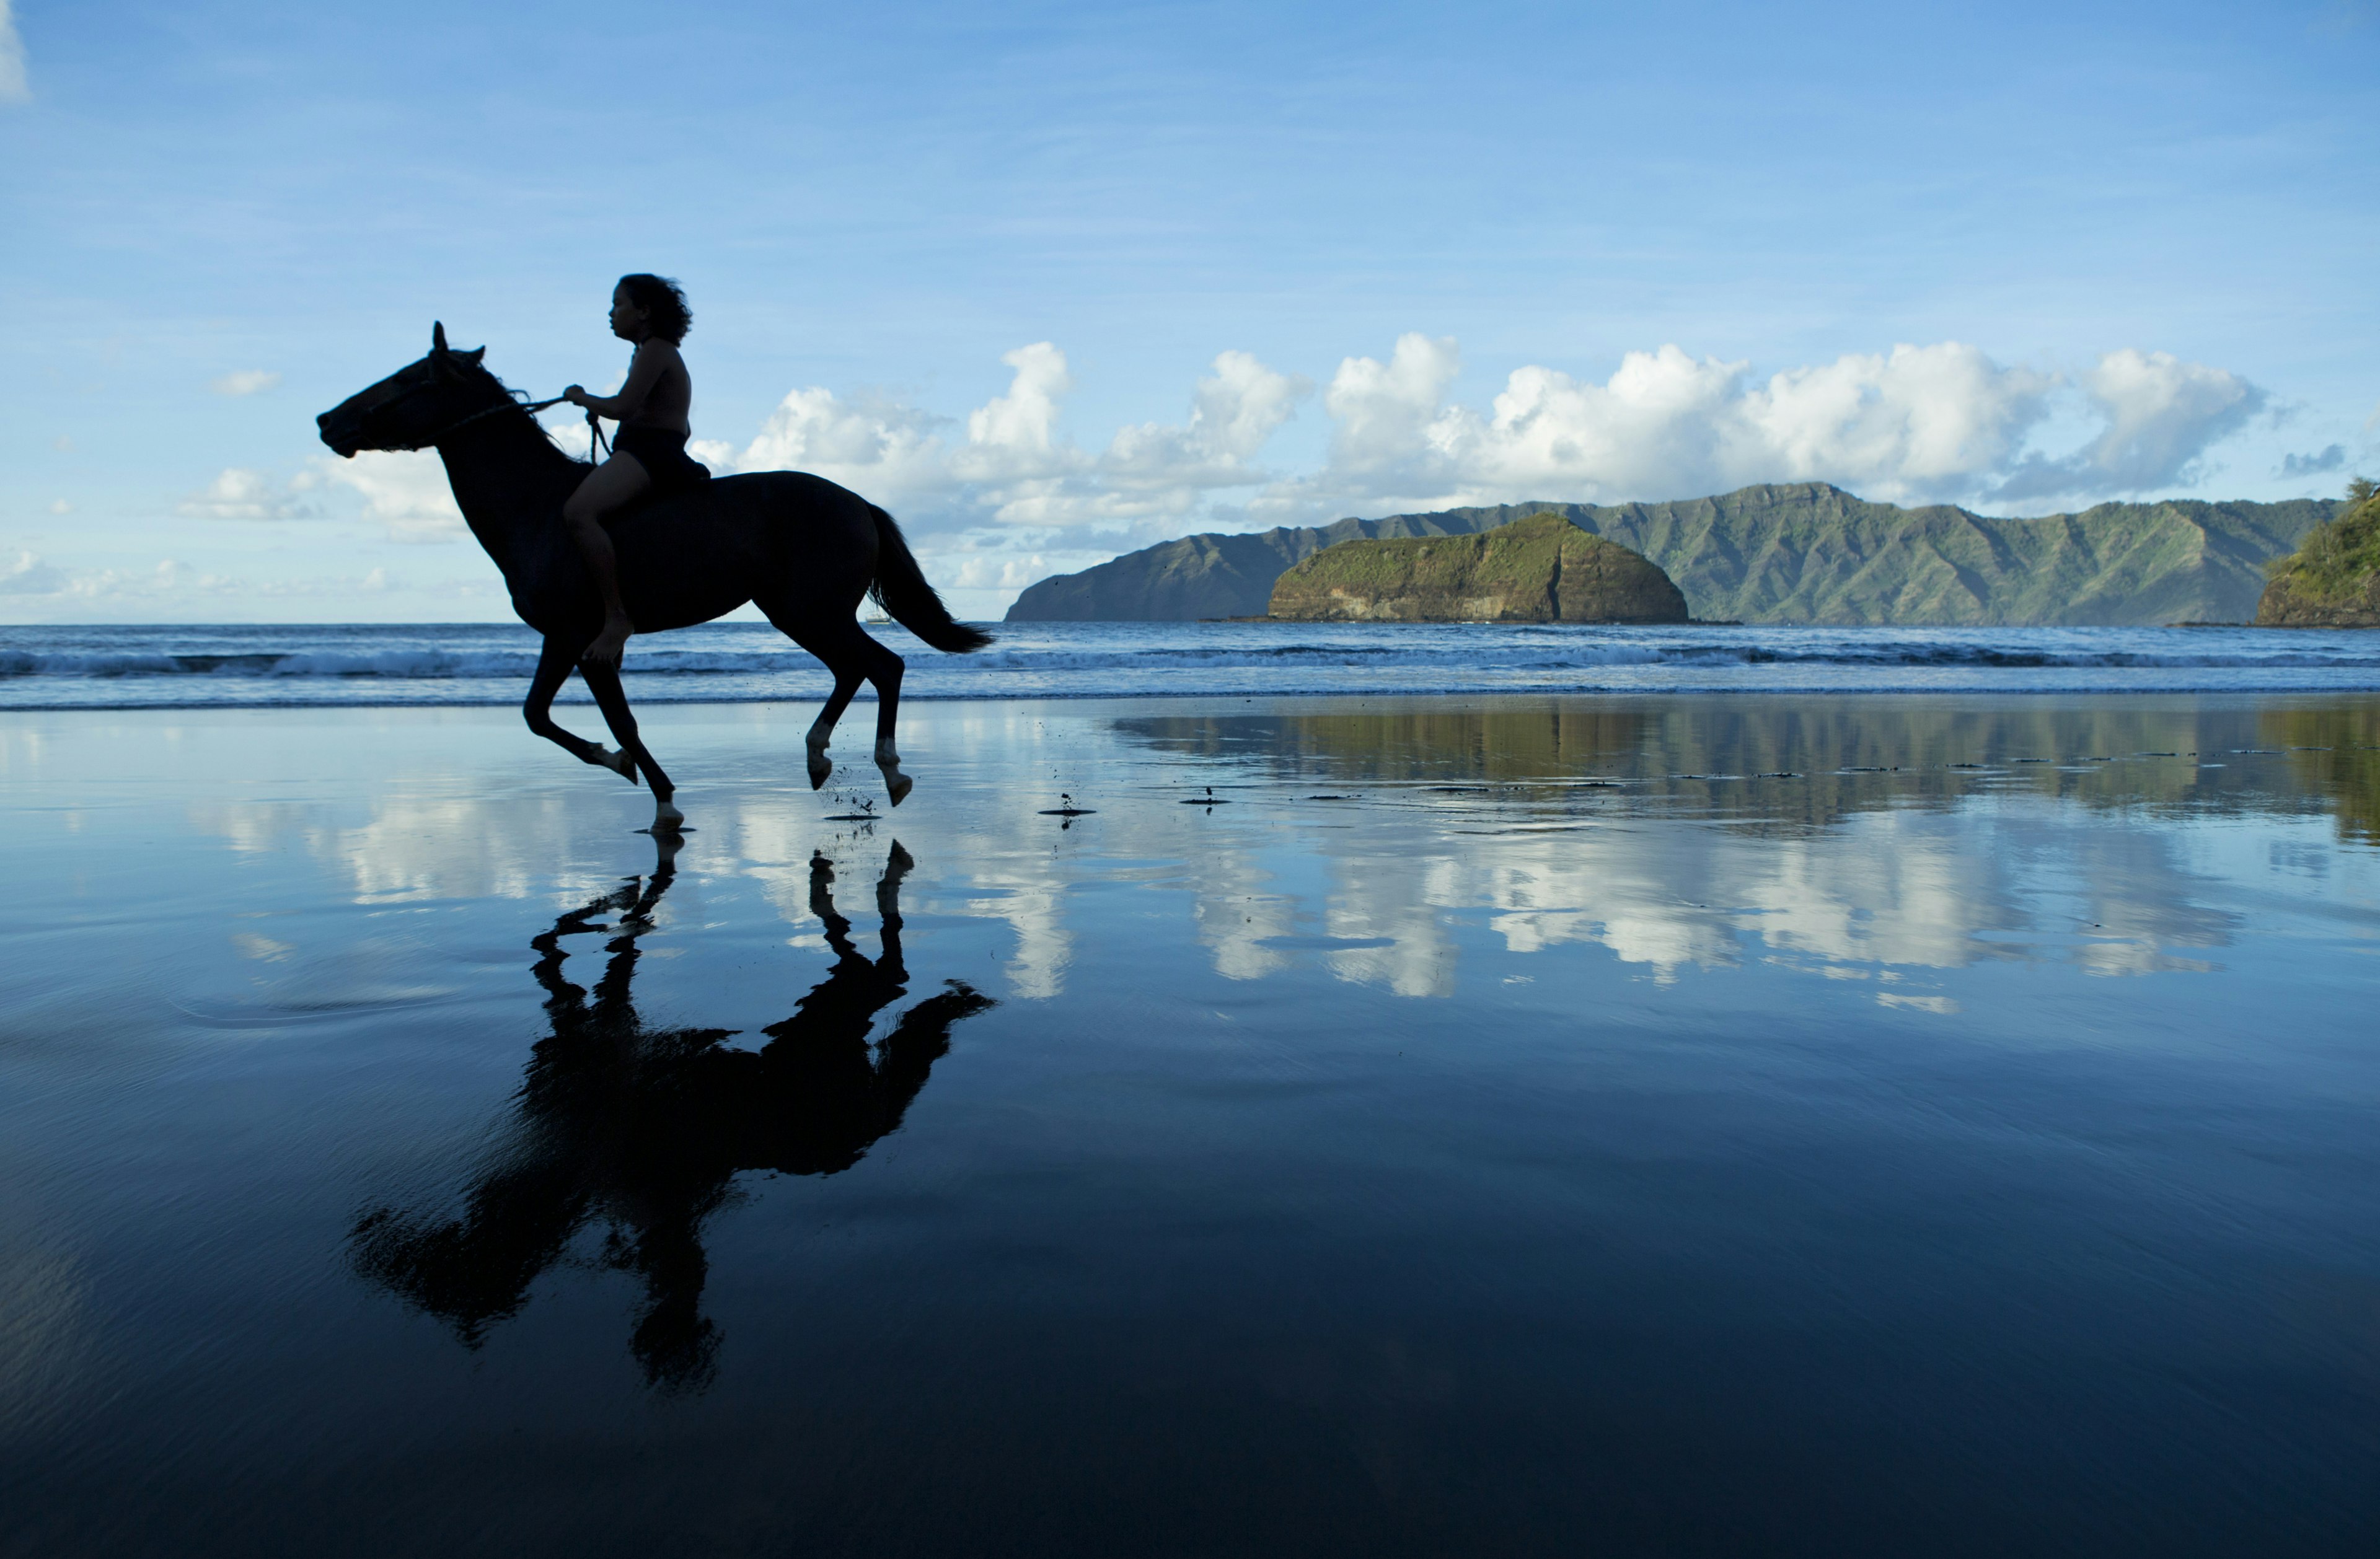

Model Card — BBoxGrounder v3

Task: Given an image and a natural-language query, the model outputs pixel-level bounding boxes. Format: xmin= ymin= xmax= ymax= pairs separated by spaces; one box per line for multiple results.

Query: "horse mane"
xmin=469 ymin=361 xmax=595 ymax=473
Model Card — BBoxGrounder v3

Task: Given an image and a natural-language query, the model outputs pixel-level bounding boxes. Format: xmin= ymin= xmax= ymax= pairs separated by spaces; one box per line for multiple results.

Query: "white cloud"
xmin=183 ymin=452 xmax=467 ymax=542
xmin=690 ymin=333 xmax=2268 ymax=614
xmin=2278 ymin=444 xmax=2346 ymax=479
xmin=314 ymin=450 xmax=468 ymax=542
xmin=719 ymin=335 xmax=2260 ymax=548
xmin=1 ymin=556 xmax=240 ymax=605
xmin=729 ymin=385 xmax=956 ymax=506
xmin=1996 ymin=348 xmax=2263 ymax=501
xmin=0 ymin=2 xmax=29 ymax=105
xmin=180 ymin=467 xmax=318 ymax=522
xmin=1740 ymin=343 xmax=2057 ymax=495
xmin=0 ymin=550 xmax=477 ymax=620
xmin=209 ymin=370 xmax=283 ymax=398
xmin=1319 ymin=332 xmax=1467 ymax=489
xmin=0 ymin=550 xmax=64 ymax=594
xmin=48 ymin=499 xmax=70 ymax=515
xmin=1270 ymin=335 xmax=2087 ymax=514
xmin=723 ymin=343 xmax=1309 ymax=533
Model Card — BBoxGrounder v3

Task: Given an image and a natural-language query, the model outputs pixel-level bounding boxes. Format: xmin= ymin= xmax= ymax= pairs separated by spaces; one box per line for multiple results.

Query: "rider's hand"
xmin=563 ymin=385 xmax=585 ymax=405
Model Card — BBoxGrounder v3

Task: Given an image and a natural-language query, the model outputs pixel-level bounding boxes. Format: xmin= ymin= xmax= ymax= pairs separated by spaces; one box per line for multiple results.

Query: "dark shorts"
xmin=613 ymin=426 xmax=713 ymax=496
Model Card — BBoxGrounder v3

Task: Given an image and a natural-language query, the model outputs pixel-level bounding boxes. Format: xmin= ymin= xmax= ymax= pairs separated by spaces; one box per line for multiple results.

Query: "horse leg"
xmin=578 ymin=660 xmax=683 ymax=833
xmin=783 ymin=617 xmax=911 ymax=806
xmin=755 ymin=602 xmax=865 ymax=791
xmin=803 ymin=661 xmax=865 ymax=791
xmin=524 ymin=636 xmax=637 ymax=782
xmin=865 ymin=635 xmax=911 ymax=806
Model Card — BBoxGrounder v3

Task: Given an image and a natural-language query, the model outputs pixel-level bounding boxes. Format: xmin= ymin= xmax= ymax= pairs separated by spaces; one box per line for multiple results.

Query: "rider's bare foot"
xmin=581 ymin=617 xmax=633 ymax=668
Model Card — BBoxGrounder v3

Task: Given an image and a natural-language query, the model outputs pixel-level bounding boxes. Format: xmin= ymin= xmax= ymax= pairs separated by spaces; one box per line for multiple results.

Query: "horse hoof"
xmin=882 ymin=770 xmax=914 ymax=807
xmin=595 ymin=745 xmax=637 ymax=783
xmin=807 ymin=750 xmax=831 ymax=789
xmin=653 ymin=799 xmax=686 ymax=833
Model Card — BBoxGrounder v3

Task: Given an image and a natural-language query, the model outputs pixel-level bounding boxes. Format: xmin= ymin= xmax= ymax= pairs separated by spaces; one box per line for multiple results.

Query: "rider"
xmin=562 ymin=274 xmax=709 ymax=668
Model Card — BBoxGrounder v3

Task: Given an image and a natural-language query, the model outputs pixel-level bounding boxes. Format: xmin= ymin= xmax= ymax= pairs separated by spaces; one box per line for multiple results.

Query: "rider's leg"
xmin=563 ymin=454 xmax=650 ymax=667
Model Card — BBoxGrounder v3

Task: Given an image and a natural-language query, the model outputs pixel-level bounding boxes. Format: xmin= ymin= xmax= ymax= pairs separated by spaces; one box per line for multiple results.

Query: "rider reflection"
xmin=350 ymin=838 xmax=993 ymax=1392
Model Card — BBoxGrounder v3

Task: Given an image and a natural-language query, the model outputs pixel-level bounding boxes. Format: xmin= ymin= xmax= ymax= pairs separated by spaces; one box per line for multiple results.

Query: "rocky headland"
xmin=1266 ymin=512 xmax=1688 ymax=623
xmin=2257 ymin=479 xmax=2380 ymax=628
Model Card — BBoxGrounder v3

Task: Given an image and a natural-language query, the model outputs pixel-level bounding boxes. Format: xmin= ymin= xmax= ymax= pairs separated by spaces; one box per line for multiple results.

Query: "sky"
xmin=1 ymin=0 xmax=2374 ymax=623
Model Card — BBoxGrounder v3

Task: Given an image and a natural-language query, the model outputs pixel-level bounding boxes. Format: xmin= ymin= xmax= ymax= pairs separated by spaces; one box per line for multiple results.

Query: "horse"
xmin=315 ymin=323 xmax=992 ymax=831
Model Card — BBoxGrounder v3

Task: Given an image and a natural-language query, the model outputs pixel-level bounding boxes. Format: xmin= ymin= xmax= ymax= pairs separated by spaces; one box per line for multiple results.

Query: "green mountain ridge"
xmin=1004 ymin=483 xmax=2338 ymax=625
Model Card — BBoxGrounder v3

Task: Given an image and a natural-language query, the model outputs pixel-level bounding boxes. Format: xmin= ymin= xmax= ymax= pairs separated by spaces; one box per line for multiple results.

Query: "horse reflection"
xmin=350 ymin=838 xmax=992 ymax=1391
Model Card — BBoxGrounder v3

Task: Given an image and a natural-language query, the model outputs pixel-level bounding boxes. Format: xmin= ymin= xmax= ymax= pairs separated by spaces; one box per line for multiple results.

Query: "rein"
xmin=413 ymin=390 xmax=611 ymax=459
xmin=413 ymin=392 xmax=570 ymax=449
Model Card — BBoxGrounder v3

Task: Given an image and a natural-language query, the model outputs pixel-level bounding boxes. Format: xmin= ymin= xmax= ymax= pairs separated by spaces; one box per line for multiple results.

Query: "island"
xmin=1266 ymin=512 xmax=1688 ymax=623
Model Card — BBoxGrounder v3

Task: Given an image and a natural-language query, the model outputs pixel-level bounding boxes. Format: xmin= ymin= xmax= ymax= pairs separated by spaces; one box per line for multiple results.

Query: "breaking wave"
xmin=3 ymin=620 xmax=2377 ymax=709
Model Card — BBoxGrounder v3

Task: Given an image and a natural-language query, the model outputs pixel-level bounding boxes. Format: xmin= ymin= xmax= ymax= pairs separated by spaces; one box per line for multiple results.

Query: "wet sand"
xmin=2 ymin=694 xmax=2377 ymax=1557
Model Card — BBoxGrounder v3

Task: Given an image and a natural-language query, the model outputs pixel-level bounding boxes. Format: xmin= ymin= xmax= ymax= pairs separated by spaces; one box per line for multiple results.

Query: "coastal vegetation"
xmin=1005 ymin=483 xmax=2336 ymax=625
xmin=2257 ymin=478 xmax=2380 ymax=628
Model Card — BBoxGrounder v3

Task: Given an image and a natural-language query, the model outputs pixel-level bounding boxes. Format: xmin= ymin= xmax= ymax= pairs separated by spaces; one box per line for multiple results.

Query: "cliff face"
xmin=2257 ymin=483 xmax=2380 ymax=628
xmin=1003 ymin=483 xmax=2337 ymax=624
xmin=1267 ymin=513 xmax=1689 ymax=623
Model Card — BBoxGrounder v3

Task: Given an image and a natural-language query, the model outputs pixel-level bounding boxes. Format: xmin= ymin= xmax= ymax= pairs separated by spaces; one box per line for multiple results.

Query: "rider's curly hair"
xmin=617 ymin=274 xmax=692 ymax=344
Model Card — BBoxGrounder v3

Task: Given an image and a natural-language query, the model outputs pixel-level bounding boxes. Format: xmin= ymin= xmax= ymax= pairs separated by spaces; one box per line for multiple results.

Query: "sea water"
xmin=1 ymin=618 xmax=2376 ymax=710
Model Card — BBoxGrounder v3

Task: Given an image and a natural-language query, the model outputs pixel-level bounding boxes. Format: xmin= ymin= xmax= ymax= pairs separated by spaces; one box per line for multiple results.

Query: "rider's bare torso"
xmin=614 ymin=340 xmax=690 ymax=434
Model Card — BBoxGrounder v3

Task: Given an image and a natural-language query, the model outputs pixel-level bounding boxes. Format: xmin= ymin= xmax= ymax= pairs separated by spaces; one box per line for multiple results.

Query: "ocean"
xmin=2 ymin=619 xmax=2376 ymax=710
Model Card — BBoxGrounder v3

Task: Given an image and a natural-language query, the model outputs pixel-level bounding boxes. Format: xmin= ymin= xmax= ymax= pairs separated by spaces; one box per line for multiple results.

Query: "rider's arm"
xmin=566 ymin=342 xmax=676 ymax=421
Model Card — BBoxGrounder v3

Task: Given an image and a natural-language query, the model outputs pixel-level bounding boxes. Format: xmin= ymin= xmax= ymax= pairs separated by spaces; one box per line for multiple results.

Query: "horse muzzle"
xmin=316 ymin=409 xmax=361 ymax=459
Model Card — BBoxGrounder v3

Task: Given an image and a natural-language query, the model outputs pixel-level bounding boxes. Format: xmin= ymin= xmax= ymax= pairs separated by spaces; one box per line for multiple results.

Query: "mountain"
xmin=1003 ymin=483 xmax=2338 ymax=625
xmin=2257 ymin=480 xmax=2380 ymax=628
xmin=1268 ymin=513 xmax=1688 ymax=623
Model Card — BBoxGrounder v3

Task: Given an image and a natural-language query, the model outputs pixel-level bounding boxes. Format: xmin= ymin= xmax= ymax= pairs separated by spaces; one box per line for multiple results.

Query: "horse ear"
xmin=431 ymin=322 xmax=449 ymax=355
xmin=460 ymin=346 xmax=485 ymax=366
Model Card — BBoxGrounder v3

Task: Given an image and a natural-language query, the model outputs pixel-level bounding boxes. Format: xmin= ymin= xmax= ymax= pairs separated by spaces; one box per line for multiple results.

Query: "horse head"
xmin=315 ymin=321 xmax=492 ymax=457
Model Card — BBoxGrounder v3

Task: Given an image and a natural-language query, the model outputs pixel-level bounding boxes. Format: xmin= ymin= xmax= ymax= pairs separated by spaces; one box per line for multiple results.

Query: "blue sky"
xmin=2 ymin=0 xmax=2374 ymax=622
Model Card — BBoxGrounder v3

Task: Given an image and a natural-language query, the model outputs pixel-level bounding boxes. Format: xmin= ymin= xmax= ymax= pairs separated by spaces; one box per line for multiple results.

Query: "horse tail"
xmin=866 ymin=504 xmax=994 ymax=652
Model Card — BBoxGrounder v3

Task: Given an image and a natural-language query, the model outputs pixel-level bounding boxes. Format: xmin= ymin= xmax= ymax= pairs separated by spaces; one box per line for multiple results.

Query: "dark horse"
xmin=349 ymin=836 xmax=994 ymax=1391
xmin=316 ymin=325 xmax=992 ymax=831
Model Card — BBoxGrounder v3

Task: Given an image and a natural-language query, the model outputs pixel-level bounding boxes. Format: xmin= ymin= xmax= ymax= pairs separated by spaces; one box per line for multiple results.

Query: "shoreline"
xmin=9 ymin=681 xmax=2380 ymax=715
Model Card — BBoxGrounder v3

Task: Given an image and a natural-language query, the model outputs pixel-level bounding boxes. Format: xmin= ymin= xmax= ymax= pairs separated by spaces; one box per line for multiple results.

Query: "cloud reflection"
xmin=162 ymin=698 xmax=2377 ymax=1012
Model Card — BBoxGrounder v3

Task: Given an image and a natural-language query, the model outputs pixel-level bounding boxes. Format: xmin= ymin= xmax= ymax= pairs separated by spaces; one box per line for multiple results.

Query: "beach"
xmin=3 ymin=692 xmax=2378 ymax=1556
